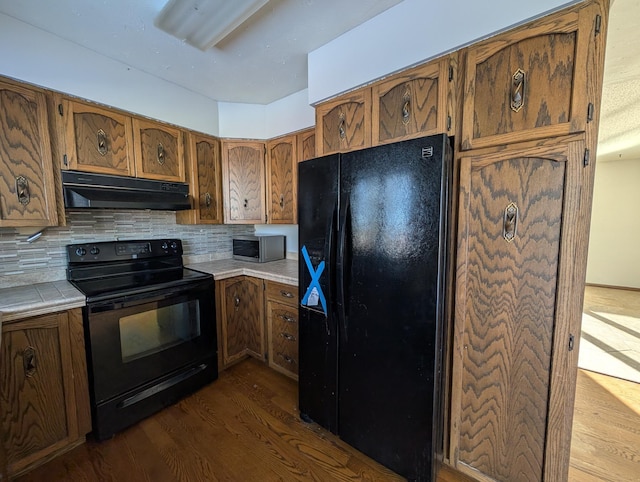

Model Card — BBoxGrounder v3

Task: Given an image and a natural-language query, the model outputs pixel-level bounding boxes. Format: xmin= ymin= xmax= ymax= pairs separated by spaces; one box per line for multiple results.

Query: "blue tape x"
xmin=301 ymin=245 xmax=327 ymax=316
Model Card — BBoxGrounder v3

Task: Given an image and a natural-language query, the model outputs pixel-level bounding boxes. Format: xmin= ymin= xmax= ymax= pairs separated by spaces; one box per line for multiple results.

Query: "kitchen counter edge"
xmin=187 ymin=258 xmax=298 ymax=286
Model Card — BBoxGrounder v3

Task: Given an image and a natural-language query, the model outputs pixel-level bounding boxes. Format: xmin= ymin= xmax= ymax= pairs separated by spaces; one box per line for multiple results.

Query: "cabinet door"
xmin=221 ymin=141 xmax=266 ymax=224
xmin=219 ymin=277 xmax=265 ymax=368
xmin=296 ymin=128 xmax=316 ymax=162
xmin=460 ymin=3 xmax=601 ymax=150
xmin=133 ymin=118 xmax=185 ymax=182
xmin=61 ymin=99 xmax=135 ymax=176
xmin=315 ymin=89 xmax=371 ymax=155
xmin=372 ymin=56 xmax=451 ymax=145
xmin=176 ymin=132 xmax=222 ymax=224
xmin=449 ymin=137 xmax=589 ymax=482
xmin=266 ymin=135 xmax=297 ymax=224
xmin=267 ymin=301 xmax=299 ymax=379
xmin=0 ymin=81 xmax=58 ymax=227
xmin=1 ymin=310 xmax=89 ymax=477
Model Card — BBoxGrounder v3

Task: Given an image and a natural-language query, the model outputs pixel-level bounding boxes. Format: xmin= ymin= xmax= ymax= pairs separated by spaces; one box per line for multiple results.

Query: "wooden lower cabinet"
xmin=217 ymin=276 xmax=265 ymax=369
xmin=448 ymin=136 xmax=589 ymax=482
xmin=0 ymin=309 xmax=91 ymax=478
xmin=265 ymin=281 xmax=298 ymax=380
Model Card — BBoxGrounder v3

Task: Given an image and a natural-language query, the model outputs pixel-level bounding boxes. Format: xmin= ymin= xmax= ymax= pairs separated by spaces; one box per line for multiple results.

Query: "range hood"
xmin=62 ymin=171 xmax=191 ymax=211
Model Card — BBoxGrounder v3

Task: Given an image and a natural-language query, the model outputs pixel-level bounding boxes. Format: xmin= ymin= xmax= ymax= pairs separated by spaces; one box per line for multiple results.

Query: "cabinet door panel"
xmin=460 ymin=6 xmax=594 ymax=150
xmin=267 ymin=136 xmax=296 ymax=224
xmin=297 ymin=128 xmax=316 ymax=162
xmin=316 ymin=90 xmax=371 ymax=155
xmin=194 ymin=136 xmax=222 ymax=223
xmin=222 ymin=141 xmax=265 ymax=224
xmin=133 ymin=120 xmax=185 ymax=182
xmin=0 ymin=82 xmax=57 ymax=226
xmin=267 ymin=301 xmax=298 ymax=379
xmin=373 ymin=59 xmax=447 ymax=145
xmin=1 ymin=313 xmax=77 ymax=476
xmin=450 ymin=137 xmax=586 ymax=481
xmin=64 ymin=100 xmax=134 ymax=176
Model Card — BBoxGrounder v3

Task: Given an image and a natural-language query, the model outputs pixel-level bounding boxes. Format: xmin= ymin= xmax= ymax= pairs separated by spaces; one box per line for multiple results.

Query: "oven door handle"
xmin=88 ymin=286 xmax=193 ymax=313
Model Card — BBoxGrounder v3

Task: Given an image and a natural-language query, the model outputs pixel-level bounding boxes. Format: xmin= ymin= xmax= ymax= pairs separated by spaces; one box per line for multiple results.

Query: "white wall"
xmin=308 ymin=0 xmax=578 ymax=104
xmin=586 ymin=158 xmax=640 ymax=288
xmin=0 ymin=13 xmax=219 ymax=136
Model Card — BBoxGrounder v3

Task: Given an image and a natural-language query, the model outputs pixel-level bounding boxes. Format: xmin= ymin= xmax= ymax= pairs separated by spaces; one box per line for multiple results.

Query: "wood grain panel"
xmin=296 ymin=128 xmax=316 ymax=162
xmin=65 ymin=101 xmax=134 ymax=176
xmin=0 ymin=82 xmax=57 ymax=226
xmin=67 ymin=309 xmax=91 ymax=437
xmin=133 ymin=119 xmax=185 ymax=182
xmin=243 ymin=276 xmax=265 ymax=359
xmin=268 ymin=302 xmax=298 ymax=379
xmin=451 ymin=141 xmax=575 ymax=481
xmin=265 ymin=281 xmax=298 ymax=305
xmin=460 ymin=4 xmax=595 ymax=150
xmin=315 ymin=89 xmax=371 ymax=155
xmin=267 ymin=136 xmax=296 ymax=224
xmin=194 ymin=137 xmax=222 ymax=222
xmin=221 ymin=141 xmax=265 ymax=224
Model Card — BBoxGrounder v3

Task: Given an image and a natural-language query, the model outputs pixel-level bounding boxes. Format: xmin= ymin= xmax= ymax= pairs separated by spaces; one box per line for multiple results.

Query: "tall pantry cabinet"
xmin=447 ymin=1 xmax=609 ymax=481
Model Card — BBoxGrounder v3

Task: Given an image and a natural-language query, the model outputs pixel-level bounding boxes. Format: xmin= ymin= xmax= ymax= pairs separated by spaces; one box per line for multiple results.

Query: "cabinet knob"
xmin=511 ymin=69 xmax=526 ymax=112
xmin=15 ymin=175 xmax=30 ymax=206
xmin=157 ymin=143 xmax=165 ymax=165
xmin=280 ymin=290 xmax=294 ymax=299
xmin=204 ymin=192 xmax=212 ymax=208
xmin=402 ymin=91 xmax=411 ymax=125
xmin=23 ymin=346 xmax=37 ymax=377
xmin=338 ymin=115 xmax=346 ymax=140
xmin=234 ymin=295 xmax=240 ymax=308
xmin=96 ymin=129 xmax=108 ymax=156
xmin=243 ymin=199 xmax=248 ymax=208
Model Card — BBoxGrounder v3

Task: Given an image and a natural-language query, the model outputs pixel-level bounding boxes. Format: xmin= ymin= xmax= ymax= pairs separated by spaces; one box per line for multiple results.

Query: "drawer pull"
xmin=511 ymin=69 xmax=525 ymax=112
xmin=204 ymin=192 xmax=212 ymax=208
xmin=280 ymin=313 xmax=297 ymax=324
xmin=97 ymin=129 xmax=108 ymax=156
xmin=278 ymin=352 xmax=296 ymax=364
xmin=16 ymin=175 xmax=30 ymax=206
xmin=280 ymin=290 xmax=294 ymax=298
xmin=157 ymin=143 xmax=165 ymax=165
xmin=280 ymin=332 xmax=297 ymax=341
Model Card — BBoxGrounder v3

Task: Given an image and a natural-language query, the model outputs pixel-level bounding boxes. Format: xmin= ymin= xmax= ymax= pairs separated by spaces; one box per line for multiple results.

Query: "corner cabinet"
xmin=221 ymin=141 xmax=266 ymax=224
xmin=371 ymin=56 xmax=454 ymax=146
xmin=0 ymin=80 xmax=58 ymax=227
xmin=176 ymin=132 xmax=223 ymax=225
xmin=265 ymin=281 xmax=299 ymax=380
xmin=316 ymin=89 xmax=371 ymax=155
xmin=217 ymin=276 xmax=265 ymax=369
xmin=132 ymin=118 xmax=185 ymax=182
xmin=57 ymin=98 xmax=135 ymax=176
xmin=266 ymin=135 xmax=297 ymax=224
xmin=0 ymin=309 xmax=91 ymax=478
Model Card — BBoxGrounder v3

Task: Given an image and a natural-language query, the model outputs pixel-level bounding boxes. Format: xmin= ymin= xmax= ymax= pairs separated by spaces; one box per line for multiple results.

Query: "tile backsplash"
xmin=0 ymin=210 xmax=254 ymax=288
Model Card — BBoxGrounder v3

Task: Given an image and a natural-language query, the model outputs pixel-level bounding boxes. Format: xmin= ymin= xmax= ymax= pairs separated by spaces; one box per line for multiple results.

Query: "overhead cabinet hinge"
xmin=447 ymin=116 xmax=452 ymax=131
xmin=63 ymin=154 xmax=68 ymax=166
xmin=448 ymin=65 xmax=454 ymax=82
xmin=595 ymin=15 xmax=602 ymax=36
xmin=58 ymin=103 xmax=63 ymax=116
xmin=583 ymin=148 xmax=590 ymax=167
xmin=568 ymin=334 xmax=575 ymax=351
xmin=587 ymin=103 xmax=594 ymax=122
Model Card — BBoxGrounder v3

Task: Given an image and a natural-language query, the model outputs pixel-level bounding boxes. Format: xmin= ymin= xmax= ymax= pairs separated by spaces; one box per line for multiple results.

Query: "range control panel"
xmin=66 ymin=239 xmax=183 ymax=263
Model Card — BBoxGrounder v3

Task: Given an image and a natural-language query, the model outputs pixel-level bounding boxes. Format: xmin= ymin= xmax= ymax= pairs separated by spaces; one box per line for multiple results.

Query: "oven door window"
xmin=119 ymin=300 xmax=201 ymax=363
xmin=86 ymin=280 xmax=215 ymax=404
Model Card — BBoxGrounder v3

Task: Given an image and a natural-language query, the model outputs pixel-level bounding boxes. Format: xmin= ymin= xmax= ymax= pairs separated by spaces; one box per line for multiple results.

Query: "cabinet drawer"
xmin=265 ymin=281 xmax=298 ymax=306
xmin=268 ymin=301 xmax=298 ymax=379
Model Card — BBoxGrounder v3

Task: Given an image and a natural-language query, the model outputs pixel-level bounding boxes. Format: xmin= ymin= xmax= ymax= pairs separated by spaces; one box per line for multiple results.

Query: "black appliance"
xmin=298 ymin=134 xmax=452 ymax=481
xmin=67 ymin=238 xmax=217 ymax=440
xmin=62 ymin=170 xmax=191 ymax=211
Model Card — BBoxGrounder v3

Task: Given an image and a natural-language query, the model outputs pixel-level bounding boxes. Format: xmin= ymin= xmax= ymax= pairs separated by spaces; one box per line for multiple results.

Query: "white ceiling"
xmin=0 ymin=0 xmax=637 ymax=162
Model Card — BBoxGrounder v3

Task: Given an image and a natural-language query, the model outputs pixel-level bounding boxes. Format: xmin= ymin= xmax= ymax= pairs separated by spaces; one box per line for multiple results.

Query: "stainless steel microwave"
xmin=232 ymin=235 xmax=285 ymax=263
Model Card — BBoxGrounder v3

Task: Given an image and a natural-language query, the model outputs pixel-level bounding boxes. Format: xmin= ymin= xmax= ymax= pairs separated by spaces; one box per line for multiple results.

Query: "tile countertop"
xmin=0 ymin=280 xmax=86 ymax=324
xmin=187 ymin=258 xmax=298 ymax=286
xmin=0 ymin=259 xmax=298 ymax=326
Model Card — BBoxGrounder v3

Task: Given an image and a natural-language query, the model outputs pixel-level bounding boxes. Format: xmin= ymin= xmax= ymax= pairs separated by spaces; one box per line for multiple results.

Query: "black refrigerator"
xmin=298 ymin=134 xmax=452 ymax=481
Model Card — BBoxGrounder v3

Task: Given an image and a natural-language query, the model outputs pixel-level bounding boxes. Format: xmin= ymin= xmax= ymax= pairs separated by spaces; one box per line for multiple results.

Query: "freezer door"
xmin=297 ymin=154 xmax=339 ymax=433
xmin=337 ymin=135 xmax=450 ymax=480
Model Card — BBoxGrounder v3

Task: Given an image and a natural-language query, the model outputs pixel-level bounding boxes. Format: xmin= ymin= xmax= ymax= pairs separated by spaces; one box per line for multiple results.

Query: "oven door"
xmin=85 ymin=277 xmax=216 ymax=405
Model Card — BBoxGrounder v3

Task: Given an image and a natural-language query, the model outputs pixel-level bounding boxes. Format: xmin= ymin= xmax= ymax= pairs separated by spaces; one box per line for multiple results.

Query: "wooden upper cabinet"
xmin=460 ymin=4 xmax=599 ymax=150
xmin=60 ymin=98 xmax=135 ymax=176
xmin=316 ymin=89 xmax=371 ymax=155
xmin=266 ymin=134 xmax=297 ymax=224
xmin=297 ymin=128 xmax=316 ymax=162
xmin=372 ymin=56 xmax=452 ymax=145
xmin=177 ymin=132 xmax=222 ymax=225
xmin=221 ymin=140 xmax=266 ymax=224
xmin=0 ymin=80 xmax=58 ymax=227
xmin=449 ymin=136 xmax=591 ymax=482
xmin=132 ymin=118 xmax=185 ymax=182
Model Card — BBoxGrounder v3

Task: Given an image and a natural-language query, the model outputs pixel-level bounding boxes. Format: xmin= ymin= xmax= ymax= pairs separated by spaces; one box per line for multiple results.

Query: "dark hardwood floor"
xmin=14 ymin=355 xmax=640 ymax=481
xmin=16 ymin=359 xmax=403 ymax=481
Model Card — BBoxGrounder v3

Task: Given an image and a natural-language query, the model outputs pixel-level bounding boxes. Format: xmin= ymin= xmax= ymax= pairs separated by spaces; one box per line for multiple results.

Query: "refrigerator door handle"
xmin=337 ymin=197 xmax=351 ymax=333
